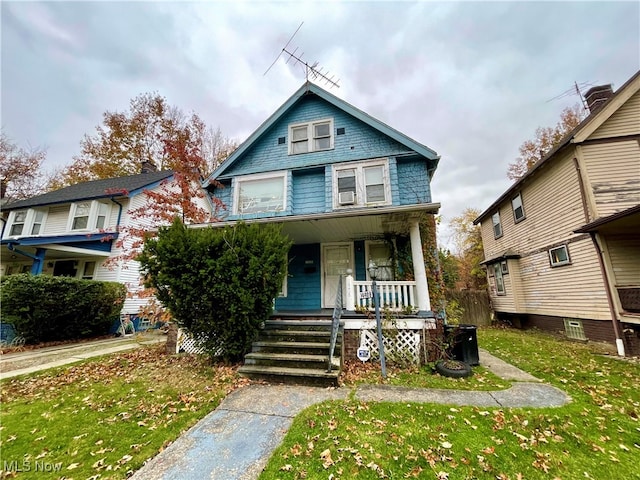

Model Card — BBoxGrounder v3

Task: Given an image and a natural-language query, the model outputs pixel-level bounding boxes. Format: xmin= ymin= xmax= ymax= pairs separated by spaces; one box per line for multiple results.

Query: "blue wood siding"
xmin=354 ymin=240 xmax=367 ymax=281
xmin=211 ymin=180 xmax=232 ymax=219
xmin=292 ymin=169 xmax=325 ymax=215
xmin=220 ymin=96 xmax=413 ymax=179
xmin=275 ymin=243 xmax=321 ymax=310
xmin=397 ymin=158 xmax=432 ymax=205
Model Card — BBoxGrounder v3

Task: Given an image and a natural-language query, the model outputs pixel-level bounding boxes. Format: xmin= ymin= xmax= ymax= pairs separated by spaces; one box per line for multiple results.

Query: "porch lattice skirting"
xmin=176 ymin=329 xmax=207 ymax=354
xmin=360 ymin=329 xmax=422 ymax=364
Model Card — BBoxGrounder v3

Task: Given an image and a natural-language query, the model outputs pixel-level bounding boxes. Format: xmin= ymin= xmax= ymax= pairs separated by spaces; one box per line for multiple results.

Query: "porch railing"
xmin=345 ymin=275 xmax=417 ymax=312
xmin=327 ymin=274 xmax=343 ymax=373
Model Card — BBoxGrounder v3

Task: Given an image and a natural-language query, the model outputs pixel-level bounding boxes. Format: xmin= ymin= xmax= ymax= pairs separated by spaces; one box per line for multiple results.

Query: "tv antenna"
xmin=547 ymin=81 xmax=593 ymax=111
xmin=264 ymin=22 xmax=340 ymax=89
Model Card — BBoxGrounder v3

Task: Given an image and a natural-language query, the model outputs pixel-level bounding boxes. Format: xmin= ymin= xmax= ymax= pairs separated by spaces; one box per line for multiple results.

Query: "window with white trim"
xmin=512 ymin=193 xmax=525 ymax=223
xmin=234 ymin=172 xmax=287 ymax=215
xmin=333 ymin=159 xmax=391 ymax=208
xmin=549 ymin=245 xmax=571 ymax=267
xmin=81 ymin=261 xmax=96 ymax=280
xmin=31 ymin=210 xmax=45 ymax=234
xmin=9 ymin=210 xmax=27 ymax=236
xmin=288 ymin=118 xmax=334 ymax=155
xmin=493 ymin=263 xmax=505 ymax=295
xmin=72 ymin=202 xmax=91 ymax=230
xmin=6 ymin=209 xmax=48 ymax=237
xmin=492 ymin=212 xmax=503 ymax=238
xmin=68 ymin=201 xmax=111 ymax=231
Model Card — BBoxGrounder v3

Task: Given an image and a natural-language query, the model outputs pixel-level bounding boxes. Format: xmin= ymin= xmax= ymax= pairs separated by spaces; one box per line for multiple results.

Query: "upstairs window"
xmin=492 ymin=212 xmax=503 ymax=238
xmin=9 ymin=210 xmax=27 ymax=236
xmin=333 ymin=159 xmax=391 ymax=208
xmin=234 ymin=172 xmax=287 ymax=215
xmin=6 ymin=209 xmax=48 ymax=237
xmin=289 ymin=118 xmax=334 ymax=155
xmin=68 ymin=201 xmax=111 ymax=231
xmin=72 ymin=202 xmax=91 ymax=230
xmin=512 ymin=193 xmax=525 ymax=223
xmin=31 ymin=210 xmax=45 ymax=234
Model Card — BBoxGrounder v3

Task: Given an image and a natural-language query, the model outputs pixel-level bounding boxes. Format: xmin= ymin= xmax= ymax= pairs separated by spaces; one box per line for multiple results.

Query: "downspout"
xmin=110 ymin=197 xmax=124 ymax=225
xmin=573 ymin=157 xmax=625 ymax=356
xmin=589 ymin=232 xmax=625 ymax=356
xmin=7 ymin=243 xmax=47 ymax=274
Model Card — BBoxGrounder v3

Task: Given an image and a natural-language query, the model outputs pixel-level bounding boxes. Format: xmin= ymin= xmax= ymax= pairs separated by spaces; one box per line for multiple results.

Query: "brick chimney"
xmin=585 ymin=84 xmax=614 ymax=113
xmin=141 ymin=161 xmax=158 ymax=174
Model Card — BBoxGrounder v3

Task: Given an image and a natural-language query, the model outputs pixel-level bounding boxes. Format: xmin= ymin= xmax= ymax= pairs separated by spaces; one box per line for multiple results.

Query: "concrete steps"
xmin=238 ymin=318 xmax=343 ymax=386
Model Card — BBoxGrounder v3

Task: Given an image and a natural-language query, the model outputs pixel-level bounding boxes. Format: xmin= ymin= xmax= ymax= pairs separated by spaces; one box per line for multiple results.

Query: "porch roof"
xmin=574 ymin=204 xmax=640 ymax=234
xmin=191 ymin=203 xmax=440 ymax=243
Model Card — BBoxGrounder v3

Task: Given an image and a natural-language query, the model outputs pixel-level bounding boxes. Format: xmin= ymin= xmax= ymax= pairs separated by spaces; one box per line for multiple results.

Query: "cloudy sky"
xmin=2 ymin=1 xmax=639 ymax=249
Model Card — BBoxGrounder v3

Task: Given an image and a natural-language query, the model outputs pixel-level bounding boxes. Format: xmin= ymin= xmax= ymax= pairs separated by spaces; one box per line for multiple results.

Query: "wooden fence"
xmin=445 ymin=289 xmax=492 ymax=326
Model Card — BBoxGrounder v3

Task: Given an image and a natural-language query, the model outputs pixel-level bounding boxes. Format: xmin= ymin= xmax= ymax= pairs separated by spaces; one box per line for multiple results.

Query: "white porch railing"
xmin=345 ymin=275 xmax=418 ymax=312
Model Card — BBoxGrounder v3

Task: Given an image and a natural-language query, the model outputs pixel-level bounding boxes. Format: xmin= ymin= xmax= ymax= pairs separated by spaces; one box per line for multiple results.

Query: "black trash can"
xmin=444 ymin=324 xmax=480 ymax=366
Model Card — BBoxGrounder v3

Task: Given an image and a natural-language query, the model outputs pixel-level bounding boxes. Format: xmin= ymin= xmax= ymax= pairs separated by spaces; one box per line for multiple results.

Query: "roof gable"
xmin=207 ymin=82 xmax=439 ymax=182
xmin=2 ymin=170 xmax=174 ymax=211
xmin=475 ymin=69 xmax=640 ymax=224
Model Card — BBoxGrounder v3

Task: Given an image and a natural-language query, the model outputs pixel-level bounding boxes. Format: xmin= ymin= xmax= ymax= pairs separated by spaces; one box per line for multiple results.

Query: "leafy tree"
xmin=138 ymin=219 xmax=292 ymax=361
xmin=438 ymin=248 xmax=459 ymax=290
xmin=507 ymin=104 xmax=585 ymax=181
xmin=105 ymin=119 xmax=224 ymax=268
xmin=0 ymin=132 xmax=47 ymax=201
xmin=450 ymin=208 xmax=486 ymax=290
xmin=48 ymin=93 xmax=235 ymax=189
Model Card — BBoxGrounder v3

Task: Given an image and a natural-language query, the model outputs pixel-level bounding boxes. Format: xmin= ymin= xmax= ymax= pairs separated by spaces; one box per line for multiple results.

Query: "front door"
xmin=322 ymin=243 xmax=353 ymax=308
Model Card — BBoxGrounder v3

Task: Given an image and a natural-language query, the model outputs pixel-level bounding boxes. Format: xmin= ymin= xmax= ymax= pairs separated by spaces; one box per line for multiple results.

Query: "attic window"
xmin=288 ymin=118 xmax=334 ymax=155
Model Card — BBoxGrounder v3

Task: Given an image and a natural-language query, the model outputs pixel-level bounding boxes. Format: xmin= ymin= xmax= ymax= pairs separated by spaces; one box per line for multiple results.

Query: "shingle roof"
xmin=2 ymin=170 xmax=174 ymax=211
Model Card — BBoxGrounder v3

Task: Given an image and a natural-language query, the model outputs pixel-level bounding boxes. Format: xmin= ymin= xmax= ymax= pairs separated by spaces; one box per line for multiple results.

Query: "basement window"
xmin=564 ymin=318 xmax=586 ymax=341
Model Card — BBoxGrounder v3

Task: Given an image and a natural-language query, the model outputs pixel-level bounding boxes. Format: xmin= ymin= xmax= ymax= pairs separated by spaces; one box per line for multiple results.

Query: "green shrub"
xmin=0 ymin=274 xmax=126 ymax=343
xmin=139 ymin=218 xmax=291 ymax=361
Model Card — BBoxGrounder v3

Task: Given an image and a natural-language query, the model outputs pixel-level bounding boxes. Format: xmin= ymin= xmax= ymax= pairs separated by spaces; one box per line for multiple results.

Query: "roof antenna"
xmin=546 ymin=81 xmax=592 ymax=111
xmin=264 ymin=22 xmax=340 ymax=89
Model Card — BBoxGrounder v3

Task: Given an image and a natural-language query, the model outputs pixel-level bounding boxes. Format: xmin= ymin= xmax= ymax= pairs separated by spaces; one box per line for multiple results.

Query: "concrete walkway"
xmin=1 ymin=339 xmax=570 ymax=480
xmin=0 ymin=332 xmax=165 ymax=379
xmin=131 ymin=348 xmax=570 ymax=480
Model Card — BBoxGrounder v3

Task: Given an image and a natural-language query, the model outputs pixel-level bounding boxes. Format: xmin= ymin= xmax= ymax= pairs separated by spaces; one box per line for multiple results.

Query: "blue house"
xmin=204 ymin=82 xmax=441 ymax=376
xmin=206 ymin=82 xmax=440 ymax=315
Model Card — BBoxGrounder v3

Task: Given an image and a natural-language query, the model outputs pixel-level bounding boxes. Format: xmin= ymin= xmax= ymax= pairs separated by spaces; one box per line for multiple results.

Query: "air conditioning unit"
xmin=338 ymin=191 xmax=355 ymax=205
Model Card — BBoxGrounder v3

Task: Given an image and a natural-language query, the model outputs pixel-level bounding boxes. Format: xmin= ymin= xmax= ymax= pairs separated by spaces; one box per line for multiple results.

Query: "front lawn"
xmin=0 ymin=345 xmax=243 ymax=479
xmin=260 ymin=327 xmax=640 ymax=480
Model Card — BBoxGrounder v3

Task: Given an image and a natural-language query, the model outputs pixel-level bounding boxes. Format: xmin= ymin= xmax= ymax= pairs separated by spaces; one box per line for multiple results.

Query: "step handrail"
xmin=327 ymin=275 xmax=343 ymax=372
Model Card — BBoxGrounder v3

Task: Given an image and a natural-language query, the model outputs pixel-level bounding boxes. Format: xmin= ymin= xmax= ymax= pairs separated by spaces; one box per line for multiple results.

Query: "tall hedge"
xmin=138 ymin=218 xmax=291 ymax=361
xmin=0 ymin=274 xmax=126 ymax=344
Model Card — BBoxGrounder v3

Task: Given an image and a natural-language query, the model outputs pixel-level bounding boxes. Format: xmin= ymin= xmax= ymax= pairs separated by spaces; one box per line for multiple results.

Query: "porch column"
xmin=345 ymin=270 xmax=355 ymax=311
xmin=409 ymin=220 xmax=431 ymax=312
xmin=30 ymin=248 xmax=47 ymax=275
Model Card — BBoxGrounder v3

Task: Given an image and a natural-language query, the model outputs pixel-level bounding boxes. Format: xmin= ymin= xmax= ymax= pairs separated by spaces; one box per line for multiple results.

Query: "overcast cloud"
xmin=2 ymin=1 xmax=639 ymax=249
